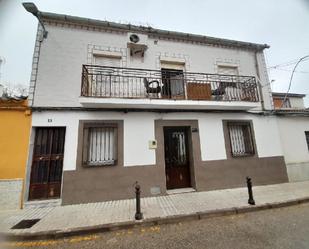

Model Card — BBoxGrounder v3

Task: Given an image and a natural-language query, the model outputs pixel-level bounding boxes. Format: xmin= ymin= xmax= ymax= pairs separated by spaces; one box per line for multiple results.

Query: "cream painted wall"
xmin=276 ymin=116 xmax=309 ymax=181
xmin=31 ymin=111 xmax=283 ymax=171
xmin=277 ymin=117 xmax=309 ymax=163
xmin=289 ymin=97 xmax=305 ymax=109
xmin=31 ymin=23 xmax=271 ymax=109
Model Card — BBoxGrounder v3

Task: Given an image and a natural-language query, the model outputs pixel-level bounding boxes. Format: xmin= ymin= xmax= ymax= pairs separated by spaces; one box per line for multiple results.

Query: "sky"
xmin=0 ymin=0 xmax=309 ymax=104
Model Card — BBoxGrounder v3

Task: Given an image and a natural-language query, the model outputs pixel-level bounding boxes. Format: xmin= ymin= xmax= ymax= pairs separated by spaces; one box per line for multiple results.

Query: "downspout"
xmin=254 ymin=50 xmax=265 ymax=111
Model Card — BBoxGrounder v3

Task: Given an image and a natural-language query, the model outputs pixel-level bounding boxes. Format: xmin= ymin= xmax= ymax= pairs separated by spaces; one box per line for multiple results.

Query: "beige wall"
xmin=277 ymin=116 xmax=309 ymax=182
xmin=289 ymin=97 xmax=305 ymax=109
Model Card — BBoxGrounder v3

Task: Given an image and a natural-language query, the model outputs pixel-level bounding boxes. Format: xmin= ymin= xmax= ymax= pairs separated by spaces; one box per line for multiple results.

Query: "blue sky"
xmin=0 ymin=0 xmax=308 ymax=104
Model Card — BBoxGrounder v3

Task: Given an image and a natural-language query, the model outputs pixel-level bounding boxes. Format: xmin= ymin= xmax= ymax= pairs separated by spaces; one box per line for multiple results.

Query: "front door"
xmin=164 ymin=127 xmax=191 ymax=189
xmin=29 ymin=127 xmax=66 ymax=200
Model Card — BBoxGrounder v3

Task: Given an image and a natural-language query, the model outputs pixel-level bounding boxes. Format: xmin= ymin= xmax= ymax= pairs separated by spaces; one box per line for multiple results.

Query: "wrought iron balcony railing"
xmin=81 ymin=65 xmax=259 ymax=102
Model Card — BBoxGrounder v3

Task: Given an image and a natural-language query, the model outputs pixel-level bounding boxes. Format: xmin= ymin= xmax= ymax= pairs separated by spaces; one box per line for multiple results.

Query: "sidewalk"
xmin=1 ymin=181 xmax=309 ymax=240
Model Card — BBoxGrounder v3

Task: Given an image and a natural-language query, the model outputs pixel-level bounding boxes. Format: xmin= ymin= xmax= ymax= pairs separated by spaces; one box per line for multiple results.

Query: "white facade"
xmin=31 ymin=111 xmax=284 ymax=172
xmin=29 ymin=22 xmax=272 ymax=110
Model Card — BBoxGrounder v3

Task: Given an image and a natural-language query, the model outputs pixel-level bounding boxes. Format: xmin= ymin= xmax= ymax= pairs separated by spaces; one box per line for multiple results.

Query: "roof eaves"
xmin=272 ymin=92 xmax=306 ymax=98
xmin=274 ymin=109 xmax=309 ymax=116
xmin=40 ymin=11 xmax=269 ymax=51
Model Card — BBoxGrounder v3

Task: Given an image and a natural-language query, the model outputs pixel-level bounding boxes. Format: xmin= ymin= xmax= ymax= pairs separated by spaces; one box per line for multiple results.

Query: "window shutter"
xmin=91 ymin=56 xmax=122 ymax=97
xmin=217 ymin=66 xmax=238 ymax=75
xmin=94 ymin=56 xmax=121 ymax=67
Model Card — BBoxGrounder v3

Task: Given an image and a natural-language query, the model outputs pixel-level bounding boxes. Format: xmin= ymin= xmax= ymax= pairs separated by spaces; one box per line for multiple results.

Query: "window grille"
xmin=228 ymin=122 xmax=255 ymax=156
xmin=83 ymin=124 xmax=117 ymax=166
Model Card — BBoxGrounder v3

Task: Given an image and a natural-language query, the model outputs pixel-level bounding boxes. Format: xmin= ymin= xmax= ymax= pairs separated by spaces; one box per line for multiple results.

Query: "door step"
xmin=23 ymin=199 xmax=61 ymax=209
xmin=166 ymin=188 xmax=196 ymax=195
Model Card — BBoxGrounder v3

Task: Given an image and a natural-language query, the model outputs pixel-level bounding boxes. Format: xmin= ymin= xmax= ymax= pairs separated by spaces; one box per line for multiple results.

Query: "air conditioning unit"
xmin=127 ymin=33 xmax=148 ymax=57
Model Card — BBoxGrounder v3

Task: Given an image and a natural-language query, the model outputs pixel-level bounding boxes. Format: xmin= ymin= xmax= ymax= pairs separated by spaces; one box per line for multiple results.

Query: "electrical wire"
xmin=268 ymin=57 xmax=309 ymax=69
xmin=270 ymin=67 xmax=309 ymax=74
xmin=280 ymin=55 xmax=309 ymax=109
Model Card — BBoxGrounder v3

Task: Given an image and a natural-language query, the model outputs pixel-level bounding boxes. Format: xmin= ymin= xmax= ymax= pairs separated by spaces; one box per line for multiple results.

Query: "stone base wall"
xmin=287 ymin=162 xmax=309 ymax=182
xmin=0 ymin=179 xmax=23 ymax=210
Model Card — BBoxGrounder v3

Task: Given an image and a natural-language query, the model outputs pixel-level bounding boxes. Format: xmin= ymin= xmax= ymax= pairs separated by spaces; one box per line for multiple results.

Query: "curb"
xmin=2 ymin=197 xmax=309 ymax=241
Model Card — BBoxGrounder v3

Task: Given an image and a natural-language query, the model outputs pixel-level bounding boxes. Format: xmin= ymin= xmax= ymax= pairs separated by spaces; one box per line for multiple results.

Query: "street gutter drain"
xmin=11 ymin=219 xmax=41 ymax=229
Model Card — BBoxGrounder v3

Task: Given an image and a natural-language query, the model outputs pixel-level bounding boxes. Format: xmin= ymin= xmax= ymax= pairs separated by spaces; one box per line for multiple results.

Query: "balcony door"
xmin=161 ymin=62 xmax=185 ymax=99
xmin=29 ymin=127 xmax=65 ymax=200
xmin=217 ymin=65 xmax=241 ymax=101
xmin=164 ymin=127 xmax=191 ymax=189
xmin=93 ymin=55 xmax=121 ymax=97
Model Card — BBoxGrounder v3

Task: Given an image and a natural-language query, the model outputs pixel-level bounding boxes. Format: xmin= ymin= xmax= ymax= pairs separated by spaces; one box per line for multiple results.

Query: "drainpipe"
xmin=254 ymin=50 xmax=265 ymax=111
xmin=0 ymin=84 xmax=3 ymax=97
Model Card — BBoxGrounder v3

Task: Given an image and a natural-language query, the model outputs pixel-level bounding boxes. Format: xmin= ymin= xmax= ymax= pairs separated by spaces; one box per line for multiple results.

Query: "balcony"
xmin=80 ymin=65 xmax=260 ymax=110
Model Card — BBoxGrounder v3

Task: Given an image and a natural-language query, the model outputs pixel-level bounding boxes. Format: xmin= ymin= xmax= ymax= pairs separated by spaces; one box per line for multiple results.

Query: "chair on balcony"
xmin=143 ymin=78 xmax=161 ymax=95
xmin=211 ymin=83 xmax=226 ymax=100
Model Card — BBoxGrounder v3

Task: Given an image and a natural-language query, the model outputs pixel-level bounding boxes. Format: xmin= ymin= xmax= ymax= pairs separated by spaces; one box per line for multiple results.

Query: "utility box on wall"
xmin=148 ymin=140 xmax=157 ymax=149
xmin=127 ymin=33 xmax=148 ymax=57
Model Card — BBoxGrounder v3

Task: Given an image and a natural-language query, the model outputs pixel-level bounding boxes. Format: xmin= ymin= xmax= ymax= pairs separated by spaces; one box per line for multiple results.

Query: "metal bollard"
xmin=246 ymin=177 xmax=255 ymax=205
xmin=134 ymin=182 xmax=143 ymax=220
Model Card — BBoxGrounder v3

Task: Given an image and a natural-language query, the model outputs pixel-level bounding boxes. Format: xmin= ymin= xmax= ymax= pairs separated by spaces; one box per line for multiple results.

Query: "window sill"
xmin=231 ymin=154 xmax=255 ymax=158
xmin=82 ymin=161 xmax=117 ymax=168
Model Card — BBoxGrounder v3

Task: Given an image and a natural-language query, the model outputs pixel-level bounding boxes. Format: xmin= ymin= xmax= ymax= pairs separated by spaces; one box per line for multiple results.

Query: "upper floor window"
xmin=227 ymin=121 xmax=255 ymax=157
xmin=94 ymin=55 xmax=121 ymax=67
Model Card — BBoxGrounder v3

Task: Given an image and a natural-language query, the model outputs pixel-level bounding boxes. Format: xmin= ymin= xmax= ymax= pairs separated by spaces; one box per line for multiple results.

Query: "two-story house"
xmin=24 ymin=4 xmax=289 ymax=205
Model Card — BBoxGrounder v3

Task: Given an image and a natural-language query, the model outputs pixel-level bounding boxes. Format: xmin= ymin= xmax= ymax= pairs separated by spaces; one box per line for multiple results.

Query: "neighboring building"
xmin=273 ymin=92 xmax=309 ymax=182
xmin=0 ymin=95 xmax=31 ymax=210
xmin=24 ymin=6 xmax=289 ymax=206
xmin=272 ymin=92 xmax=306 ymax=109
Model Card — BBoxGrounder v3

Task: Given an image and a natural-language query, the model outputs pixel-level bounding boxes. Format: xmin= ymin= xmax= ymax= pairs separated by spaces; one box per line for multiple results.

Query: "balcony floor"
xmin=79 ymin=97 xmax=260 ymax=110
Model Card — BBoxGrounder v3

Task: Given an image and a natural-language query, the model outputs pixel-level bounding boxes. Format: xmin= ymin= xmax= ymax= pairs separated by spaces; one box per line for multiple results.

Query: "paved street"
xmin=2 ymin=181 xmax=309 ymax=237
xmin=2 ymin=203 xmax=309 ymax=249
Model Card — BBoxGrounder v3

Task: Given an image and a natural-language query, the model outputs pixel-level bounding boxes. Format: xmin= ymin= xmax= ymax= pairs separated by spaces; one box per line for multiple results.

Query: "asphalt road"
xmin=3 ymin=203 xmax=309 ymax=249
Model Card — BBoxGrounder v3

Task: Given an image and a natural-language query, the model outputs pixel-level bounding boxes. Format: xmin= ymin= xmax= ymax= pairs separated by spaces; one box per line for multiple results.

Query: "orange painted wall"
xmin=0 ymin=100 xmax=31 ymax=179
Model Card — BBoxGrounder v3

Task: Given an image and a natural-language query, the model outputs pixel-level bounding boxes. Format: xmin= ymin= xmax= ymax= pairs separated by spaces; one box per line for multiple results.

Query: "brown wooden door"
xmin=29 ymin=127 xmax=66 ymax=200
xmin=164 ymin=127 xmax=191 ymax=189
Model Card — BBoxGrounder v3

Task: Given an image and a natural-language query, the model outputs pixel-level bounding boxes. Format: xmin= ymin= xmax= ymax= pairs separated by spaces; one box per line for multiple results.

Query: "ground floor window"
xmin=227 ymin=121 xmax=255 ymax=157
xmin=83 ymin=123 xmax=118 ymax=166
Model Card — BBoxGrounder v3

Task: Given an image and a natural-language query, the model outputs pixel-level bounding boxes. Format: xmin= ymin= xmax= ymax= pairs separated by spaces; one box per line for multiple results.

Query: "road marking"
xmin=68 ymin=235 xmax=99 ymax=243
xmin=1 ymin=240 xmax=58 ymax=248
xmin=1 ymin=234 xmax=99 ymax=248
xmin=1 ymin=225 xmax=164 ymax=247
